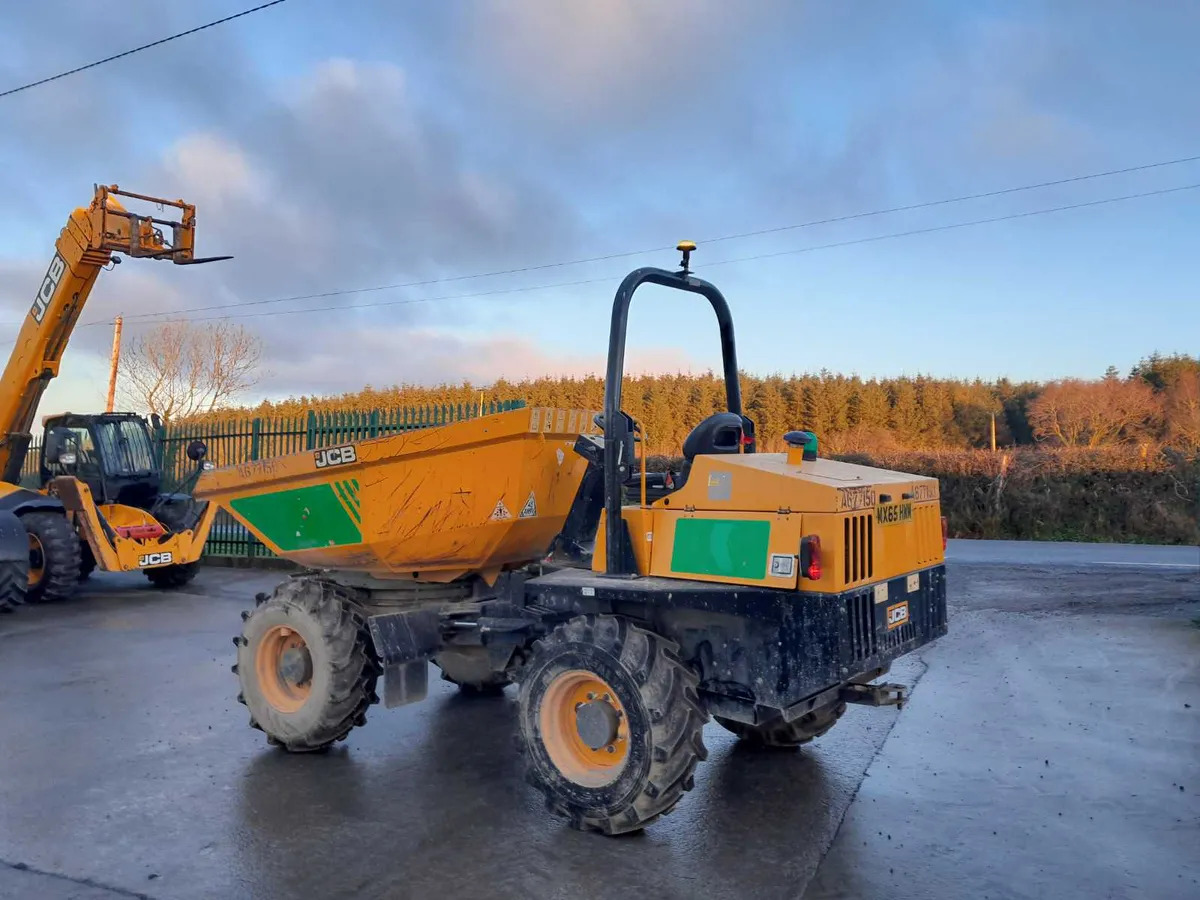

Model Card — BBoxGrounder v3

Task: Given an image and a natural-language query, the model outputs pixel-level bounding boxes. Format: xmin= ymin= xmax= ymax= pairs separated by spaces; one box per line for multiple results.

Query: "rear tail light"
xmin=940 ymin=516 xmax=948 ymax=551
xmin=800 ymin=535 xmax=822 ymax=580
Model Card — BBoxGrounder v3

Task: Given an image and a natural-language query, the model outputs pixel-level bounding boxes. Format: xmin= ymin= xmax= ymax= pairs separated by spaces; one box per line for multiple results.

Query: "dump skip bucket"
xmin=195 ymin=407 xmax=600 ymax=582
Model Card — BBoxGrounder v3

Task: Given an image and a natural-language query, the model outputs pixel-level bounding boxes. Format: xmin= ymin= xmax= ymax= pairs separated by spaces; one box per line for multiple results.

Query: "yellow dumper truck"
xmin=196 ymin=245 xmax=949 ymax=834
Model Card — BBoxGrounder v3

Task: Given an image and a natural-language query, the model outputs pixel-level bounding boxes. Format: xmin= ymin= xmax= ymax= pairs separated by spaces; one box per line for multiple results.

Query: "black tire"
xmin=21 ymin=511 xmax=82 ymax=604
xmin=516 ymin=614 xmax=708 ymax=835
xmin=235 ymin=577 xmax=379 ymax=752
xmin=78 ymin=543 xmax=96 ymax=581
xmin=435 ymin=648 xmax=512 ymax=695
xmin=0 ymin=558 xmax=27 ymax=612
xmin=145 ymin=562 xmax=199 ymax=588
xmin=715 ymin=702 xmax=847 ymax=748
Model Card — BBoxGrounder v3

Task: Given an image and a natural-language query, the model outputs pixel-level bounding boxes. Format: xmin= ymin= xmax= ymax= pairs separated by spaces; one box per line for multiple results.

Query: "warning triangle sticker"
xmin=519 ymin=491 xmax=538 ymax=519
xmin=490 ymin=499 xmax=512 ymax=521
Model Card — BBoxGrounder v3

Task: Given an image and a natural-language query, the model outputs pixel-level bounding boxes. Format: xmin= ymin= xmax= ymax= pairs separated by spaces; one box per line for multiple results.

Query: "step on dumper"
xmin=197 ymin=246 xmax=949 ymax=835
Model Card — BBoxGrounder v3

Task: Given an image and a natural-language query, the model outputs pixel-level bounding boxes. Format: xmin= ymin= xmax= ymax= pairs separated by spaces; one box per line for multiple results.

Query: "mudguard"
xmin=0 ymin=483 xmax=64 ymax=516
xmin=0 ymin=510 xmax=27 ymax=562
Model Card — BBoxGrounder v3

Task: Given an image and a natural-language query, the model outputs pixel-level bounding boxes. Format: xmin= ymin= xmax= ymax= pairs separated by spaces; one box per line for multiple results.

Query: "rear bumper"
xmin=661 ymin=564 xmax=948 ymax=723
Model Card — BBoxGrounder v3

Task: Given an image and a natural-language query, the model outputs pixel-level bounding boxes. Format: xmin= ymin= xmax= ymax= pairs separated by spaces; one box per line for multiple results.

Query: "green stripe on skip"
xmin=333 ymin=481 xmax=361 ymax=522
xmin=671 ymin=518 xmax=770 ymax=580
xmin=230 ymin=483 xmax=362 ymax=552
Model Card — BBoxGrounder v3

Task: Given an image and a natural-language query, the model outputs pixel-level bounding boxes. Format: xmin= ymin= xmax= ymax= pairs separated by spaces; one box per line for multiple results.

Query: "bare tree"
xmin=1028 ymin=378 xmax=1160 ymax=447
xmin=1166 ymin=372 xmax=1200 ymax=452
xmin=119 ymin=321 xmax=264 ymax=421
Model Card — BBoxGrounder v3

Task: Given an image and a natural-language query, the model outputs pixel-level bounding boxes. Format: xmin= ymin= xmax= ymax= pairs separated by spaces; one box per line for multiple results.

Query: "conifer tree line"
xmin=205 ymin=353 xmax=1199 ymax=457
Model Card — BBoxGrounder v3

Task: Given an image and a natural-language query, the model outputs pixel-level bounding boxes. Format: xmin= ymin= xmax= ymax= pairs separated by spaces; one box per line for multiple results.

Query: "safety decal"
xmin=519 ymin=491 xmax=538 ymax=519
xmin=491 ymin=499 xmax=512 ymax=521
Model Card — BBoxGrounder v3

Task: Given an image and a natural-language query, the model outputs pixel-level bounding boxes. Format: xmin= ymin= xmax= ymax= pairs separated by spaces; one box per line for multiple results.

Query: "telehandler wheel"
xmin=78 ymin=544 xmax=95 ymax=581
xmin=145 ymin=562 xmax=199 ymax=589
xmin=714 ymin=702 xmax=847 ymax=749
xmin=0 ymin=559 xmax=27 ymax=612
xmin=434 ymin=648 xmax=512 ymax=695
xmin=21 ymin=511 xmax=81 ymax=604
xmin=235 ymin=577 xmax=379 ymax=753
xmin=516 ymin=614 xmax=708 ymax=835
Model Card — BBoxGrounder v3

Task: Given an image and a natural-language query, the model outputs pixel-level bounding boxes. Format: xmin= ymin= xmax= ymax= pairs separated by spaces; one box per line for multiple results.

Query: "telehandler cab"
xmin=0 ymin=185 xmax=227 ymax=608
xmin=198 ymin=243 xmax=949 ymax=834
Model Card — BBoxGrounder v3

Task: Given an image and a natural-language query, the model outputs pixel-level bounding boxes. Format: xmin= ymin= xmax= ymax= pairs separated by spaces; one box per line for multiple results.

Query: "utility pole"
xmin=990 ymin=411 xmax=997 ymax=452
xmin=105 ymin=316 xmax=123 ymax=413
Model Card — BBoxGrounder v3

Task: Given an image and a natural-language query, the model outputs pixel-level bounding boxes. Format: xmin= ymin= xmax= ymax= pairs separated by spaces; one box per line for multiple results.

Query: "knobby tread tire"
xmin=145 ymin=562 xmax=199 ymax=588
xmin=516 ymin=614 xmax=708 ymax=835
xmin=21 ymin=511 xmax=81 ymax=604
xmin=236 ymin=576 xmax=380 ymax=753
xmin=715 ymin=702 xmax=847 ymax=748
xmin=0 ymin=558 xmax=27 ymax=612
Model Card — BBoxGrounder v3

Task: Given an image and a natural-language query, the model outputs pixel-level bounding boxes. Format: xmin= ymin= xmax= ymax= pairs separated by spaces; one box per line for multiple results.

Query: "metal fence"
xmin=20 ymin=400 xmax=527 ymax=560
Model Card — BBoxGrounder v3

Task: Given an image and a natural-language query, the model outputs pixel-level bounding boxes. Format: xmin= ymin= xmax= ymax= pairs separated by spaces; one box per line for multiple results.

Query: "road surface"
xmin=0 ymin=543 xmax=1196 ymax=900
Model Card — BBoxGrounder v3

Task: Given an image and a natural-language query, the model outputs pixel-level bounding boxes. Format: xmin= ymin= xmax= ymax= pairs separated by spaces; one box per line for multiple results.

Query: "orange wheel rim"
xmin=255 ymin=625 xmax=313 ymax=713
xmin=539 ymin=670 xmax=629 ymax=787
xmin=27 ymin=534 xmax=44 ymax=588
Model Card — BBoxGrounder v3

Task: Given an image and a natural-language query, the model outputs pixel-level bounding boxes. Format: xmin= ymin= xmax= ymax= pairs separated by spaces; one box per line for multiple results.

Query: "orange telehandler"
xmin=0 ymin=185 xmax=228 ymax=611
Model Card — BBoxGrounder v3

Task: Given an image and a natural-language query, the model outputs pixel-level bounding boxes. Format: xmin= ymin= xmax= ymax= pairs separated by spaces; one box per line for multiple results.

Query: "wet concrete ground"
xmin=0 ymin=545 xmax=1197 ymax=900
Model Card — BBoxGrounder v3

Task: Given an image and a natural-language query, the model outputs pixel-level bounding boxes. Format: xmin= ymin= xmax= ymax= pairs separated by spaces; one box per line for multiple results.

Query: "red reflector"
xmin=801 ymin=534 xmax=822 ymax=580
xmin=940 ymin=516 xmax=948 ymax=551
xmin=740 ymin=435 xmax=754 ymax=446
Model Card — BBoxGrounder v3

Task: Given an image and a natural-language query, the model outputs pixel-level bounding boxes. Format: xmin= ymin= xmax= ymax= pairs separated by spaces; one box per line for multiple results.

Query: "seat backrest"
xmin=682 ymin=412 xmax=744 ymax=461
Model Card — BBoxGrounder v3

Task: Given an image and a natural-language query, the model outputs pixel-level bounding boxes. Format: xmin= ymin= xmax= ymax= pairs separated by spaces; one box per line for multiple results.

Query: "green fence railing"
xmin=19 ymin=399 xmax=527 ymax=560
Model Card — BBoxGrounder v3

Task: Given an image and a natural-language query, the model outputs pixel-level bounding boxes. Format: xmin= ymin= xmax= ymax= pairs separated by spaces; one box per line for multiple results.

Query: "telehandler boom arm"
xmin=0 ymin=185 xmax=229 ymax=484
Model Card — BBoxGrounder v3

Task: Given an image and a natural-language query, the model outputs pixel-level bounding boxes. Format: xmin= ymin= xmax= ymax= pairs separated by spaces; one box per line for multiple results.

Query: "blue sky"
xmin=0 ymin=0 xmax=1197 ymax=416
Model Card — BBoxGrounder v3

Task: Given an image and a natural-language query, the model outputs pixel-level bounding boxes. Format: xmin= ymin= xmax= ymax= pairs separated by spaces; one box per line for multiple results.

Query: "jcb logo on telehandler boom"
xmin=31 ymin=255 xmax=66 ymax=324
xmin=315 ymin=445 xmax=357 ymax=468
xmin=138 ymin=552 xmax=173 ymax=568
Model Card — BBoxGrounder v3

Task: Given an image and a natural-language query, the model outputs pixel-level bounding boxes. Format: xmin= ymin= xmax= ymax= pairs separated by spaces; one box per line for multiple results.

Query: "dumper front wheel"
xmin=714 ymin=702 xmax=846 ymax=748
xmin=517 ymin=615 xmax=708 ymax=835
xmin=235 ymin=577 xmax=379 ymax=752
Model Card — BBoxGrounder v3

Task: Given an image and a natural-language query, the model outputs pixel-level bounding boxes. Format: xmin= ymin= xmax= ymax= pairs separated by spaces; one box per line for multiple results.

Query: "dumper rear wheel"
xmin=517 ymin=614 xmax=708 ymax=835
xmin=235 ymin=577 xmax=379 ymax=752
xmin=714 ymin=702 xmax=846 ymax=748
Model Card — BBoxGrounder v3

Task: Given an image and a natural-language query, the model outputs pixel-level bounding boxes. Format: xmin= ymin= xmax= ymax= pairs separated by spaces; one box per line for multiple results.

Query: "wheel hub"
xmin=538 ymin=670 xmax=629 ymax=787
xmin=279 ymin=646 xmax=313 ymax=686
xmin=255 ymin=624 xmax=314 ymax=713
xmin=575 ymin=698 xmax=621 ymax=750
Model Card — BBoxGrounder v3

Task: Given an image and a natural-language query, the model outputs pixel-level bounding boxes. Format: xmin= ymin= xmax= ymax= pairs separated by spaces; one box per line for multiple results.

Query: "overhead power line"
xmin=0 ymin=0 xmax=290 ymax=99
xmin=96 ymin=151 xmax=1200 ymax=326
xmin=88 ymin=179 xmax=1200 ymax=328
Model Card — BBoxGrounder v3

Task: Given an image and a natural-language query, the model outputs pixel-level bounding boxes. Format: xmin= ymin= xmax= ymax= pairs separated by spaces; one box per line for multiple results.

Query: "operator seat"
xmin=676 ymin=412 xmax=754 ymax=490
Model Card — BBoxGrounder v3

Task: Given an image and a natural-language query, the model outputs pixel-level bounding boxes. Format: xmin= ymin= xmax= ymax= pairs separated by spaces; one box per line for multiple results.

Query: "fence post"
xmin=369 ymin=409 xmax=379 ymax=439
xmin=306 ymin=410 xmax=317 ymax=450
xmin=250 ymin=418 xmax=262 ymax=461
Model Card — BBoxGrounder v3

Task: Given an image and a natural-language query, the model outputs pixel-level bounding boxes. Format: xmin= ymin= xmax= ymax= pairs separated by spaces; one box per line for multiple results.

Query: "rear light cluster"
xmin=800 ymin=535 xmax=822 ymax=580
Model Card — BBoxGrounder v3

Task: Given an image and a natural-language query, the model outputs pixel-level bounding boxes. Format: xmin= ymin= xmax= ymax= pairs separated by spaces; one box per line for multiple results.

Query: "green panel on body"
xmin=230 ymin=483 xmax=361 ymax=552
xmin=671 ymin=518 xmax=770 ymax=580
